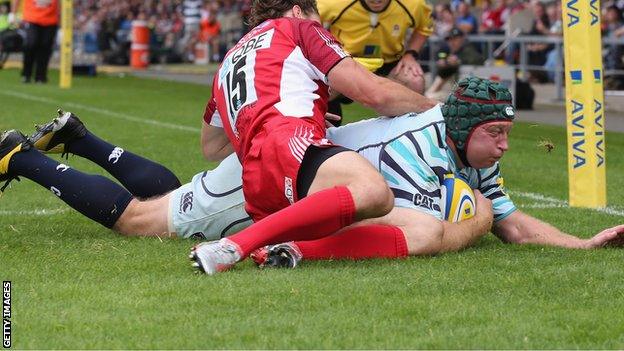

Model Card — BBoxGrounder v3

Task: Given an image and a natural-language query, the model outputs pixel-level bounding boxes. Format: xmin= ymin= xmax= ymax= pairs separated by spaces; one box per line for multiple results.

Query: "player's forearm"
xmin=494 ymin=213 xmax=587 ymax=248
xmin=371 ymin=77 xmax=437 ymax=115
xmin=406 ymin=33 xmax=427 ymax=53
xmin=440 ymin=214 xmax=492 ymax=253
xmin=510 ymin=225 xmax=586 ymax=248
xmin=328 ymin=58 xmax=436 ymax=115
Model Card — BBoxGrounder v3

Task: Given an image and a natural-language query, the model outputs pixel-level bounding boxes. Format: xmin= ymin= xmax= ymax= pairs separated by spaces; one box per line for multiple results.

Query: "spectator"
xmin=150 ymin=11 xmax=181 ymax=63
xmin=603 ymin=5 xmax=624 ymax=89
xmin=434 ymin=3 xmax=455 ymax=39
xmin=526 ymin=0 xmax=552 ymax=83
xmin=500 ymin=0 xmax=525 ymax=27
xmin=0 ymin=2 xmax=9 ymax=31
xmin=216 ymin=0 xmax=243 ymax=59
xmin=456 ymin=1 xmax=478 ymax=34
xmin=181 ymin=0 xmax=202 ymax=62
xmin=479 ymin=0 xmax=505 ymax=34
xmin=543 ymin=0 xmax=563 ymax=82
xmin=199 ymin=3 xmax=220 ymax=62
xmin=11 ymin=0 xmax=59 ymax=83
xmin=425 ymin=27 xmax=484 ymax=100
xmin=79 ymin=7 xmax=100 ymax=54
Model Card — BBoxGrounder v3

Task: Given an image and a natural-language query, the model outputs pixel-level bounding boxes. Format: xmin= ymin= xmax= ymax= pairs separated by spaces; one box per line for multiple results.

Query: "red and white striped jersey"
xmin=204 ymin=17 xmax=348 ymax=160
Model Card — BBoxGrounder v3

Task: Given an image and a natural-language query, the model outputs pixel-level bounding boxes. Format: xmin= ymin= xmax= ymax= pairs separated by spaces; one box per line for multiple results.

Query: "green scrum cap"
xmin=441 ymin=76 xmax=515 ymax=167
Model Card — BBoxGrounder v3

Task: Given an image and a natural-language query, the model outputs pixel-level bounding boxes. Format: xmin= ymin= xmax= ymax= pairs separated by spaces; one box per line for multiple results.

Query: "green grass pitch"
xmin=1 ymin=69 xmax=624 ymax=349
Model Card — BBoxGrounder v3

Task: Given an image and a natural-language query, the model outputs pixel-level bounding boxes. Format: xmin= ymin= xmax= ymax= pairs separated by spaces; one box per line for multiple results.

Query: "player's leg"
xmin=296 ymin=207 xmax=443 ymax=257
xmin=191 ymin=131 xmax=394 ymax=274
xmin=167 ymin=154 xmax=252 ymax=239
xmin=30 ymin=110 xmax=181 ymax=198
xmin=252 ymin=207 xmax=444 ymax=268
xmin=302 ymin=147 xmax=395 ymax=220
xmin=1 ymin=130 xmax=134 ymax=229
xmin=113 ymin=195 xmax=172 ymax=236
xmin=225 ymin=146 xmax=393 ymax=250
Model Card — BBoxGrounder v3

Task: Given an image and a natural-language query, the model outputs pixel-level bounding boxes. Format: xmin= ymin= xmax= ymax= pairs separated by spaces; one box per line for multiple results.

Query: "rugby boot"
xmin=30 ymin=109 xmax=87 ymax=155
xmin=189 ymin=238 xmax=242 ymax=275
xmin=0 ymin=130 xmax=31 ymax=193
xmin=250 ymin=242 xmax=302 ymax=269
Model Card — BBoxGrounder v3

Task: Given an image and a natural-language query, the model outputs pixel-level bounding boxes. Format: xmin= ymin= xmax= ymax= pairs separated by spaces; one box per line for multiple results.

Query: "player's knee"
xmin=114 ymin=196 xmax=172 ymax=237
xmin=113 ymin=199 xmax=143 ymax=236
xmin=374 ymin=185 xmax=395 ymax=216
xmin=405 ymin=218 xmax=444 ymax=256
xmin=351 ymin=175 xmax=394 ymax=217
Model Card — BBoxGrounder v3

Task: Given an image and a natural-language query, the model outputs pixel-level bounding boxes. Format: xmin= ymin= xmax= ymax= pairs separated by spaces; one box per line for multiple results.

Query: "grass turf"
xmin=1 ymin=69 xmax=624 ymax=349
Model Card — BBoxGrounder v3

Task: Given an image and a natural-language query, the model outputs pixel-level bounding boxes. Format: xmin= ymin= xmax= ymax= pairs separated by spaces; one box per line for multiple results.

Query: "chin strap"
xmin=456 ymin=147 xmax=471 ymax=168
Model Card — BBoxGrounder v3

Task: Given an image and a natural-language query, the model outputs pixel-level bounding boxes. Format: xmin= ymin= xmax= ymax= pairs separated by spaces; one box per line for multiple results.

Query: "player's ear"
xmin=292 ymin=5 xmax=303 ymax=18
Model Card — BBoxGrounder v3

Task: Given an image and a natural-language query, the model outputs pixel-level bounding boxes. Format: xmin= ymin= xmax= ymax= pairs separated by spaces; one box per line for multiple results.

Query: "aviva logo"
xmin=593 ymin=69 xmax=601 ymax=83
xmin=570 ymin=70 xmax=582 ymax=84
xmin=566 ymin=0 xmax=600 ymax=26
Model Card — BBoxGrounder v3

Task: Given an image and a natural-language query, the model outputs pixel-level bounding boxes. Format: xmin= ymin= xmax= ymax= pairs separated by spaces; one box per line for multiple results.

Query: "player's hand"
xmin=474 ymin=190 xmax=493 ymax=230
xmin=8 ymin=12 xmax=16 ymax=25
xmin=585 ymin=224 xmax=624 ymax=248
xmin=325 ymin=112 xmax=341 ymax=128
xmin=397 ymin=54 xmax=424 ymax=77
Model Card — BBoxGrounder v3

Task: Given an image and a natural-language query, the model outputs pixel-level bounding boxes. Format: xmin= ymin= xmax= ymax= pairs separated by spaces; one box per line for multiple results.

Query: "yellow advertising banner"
xmin=562 ymin=0 xmax=606 ymax=207
xmin=59 ymin=0 xmax=72 ymax=89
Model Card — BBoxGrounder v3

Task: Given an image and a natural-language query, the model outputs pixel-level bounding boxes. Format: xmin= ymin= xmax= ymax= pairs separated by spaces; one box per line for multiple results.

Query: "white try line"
xmin=0 ymin=208 xmax=69 ymax=216
xmin=510 ymin=191 xmax=624 ymax=217
xmin=0 ymin=90 xmax=201 ymax=133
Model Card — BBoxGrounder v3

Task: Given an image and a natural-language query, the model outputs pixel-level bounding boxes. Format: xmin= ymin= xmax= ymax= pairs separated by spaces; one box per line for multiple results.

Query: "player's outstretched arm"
xmin=201 ymin=122 xmax=233 ymax=162
xmin=439 ymin=190 xmax=493 ymax=253
xmin=490 ymin=210 xmax=624 ymax=249
xmin=327 ymin=57 xmax=436 ymax=116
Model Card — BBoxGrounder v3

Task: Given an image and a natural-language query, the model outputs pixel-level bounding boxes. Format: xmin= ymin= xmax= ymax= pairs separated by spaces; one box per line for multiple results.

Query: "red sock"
xmin=293 ymin=225 xmax=408 ymax=260
xmin=228 ymin=186 xmax=355 ymax=257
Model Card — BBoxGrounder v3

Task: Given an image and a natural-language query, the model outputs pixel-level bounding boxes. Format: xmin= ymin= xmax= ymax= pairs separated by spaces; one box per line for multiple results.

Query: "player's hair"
xmin=248 ymin=0 xmax=319 ymax=28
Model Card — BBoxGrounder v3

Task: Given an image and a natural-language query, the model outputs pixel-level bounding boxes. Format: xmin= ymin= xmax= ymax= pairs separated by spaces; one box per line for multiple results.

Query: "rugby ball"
xmin=440 ymin=174 xmax=476 ymax=222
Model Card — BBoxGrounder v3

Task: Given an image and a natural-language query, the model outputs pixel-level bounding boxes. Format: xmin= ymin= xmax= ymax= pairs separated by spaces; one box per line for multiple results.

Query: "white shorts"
xmin=168 ymin=153 xmax=252 ymax=239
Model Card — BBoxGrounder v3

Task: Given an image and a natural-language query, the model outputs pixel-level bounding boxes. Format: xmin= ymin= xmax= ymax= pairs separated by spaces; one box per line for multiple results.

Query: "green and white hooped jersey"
xmin=326 ymin=105 xmax=516 ymax=222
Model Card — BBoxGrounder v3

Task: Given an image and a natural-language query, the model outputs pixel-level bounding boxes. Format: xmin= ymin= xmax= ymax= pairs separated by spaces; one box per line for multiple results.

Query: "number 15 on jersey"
xmin=218 ymin=28 xmax=275 ymax=137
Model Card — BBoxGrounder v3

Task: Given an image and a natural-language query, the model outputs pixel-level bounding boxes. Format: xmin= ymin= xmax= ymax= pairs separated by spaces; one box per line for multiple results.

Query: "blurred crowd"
xmin=0 ymin=0 xmax=622 ymax=87
xmin=430 ymin=0 xmax=623 ymax=87
xmin=71 ymin=0 xmax=251 ymax=64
